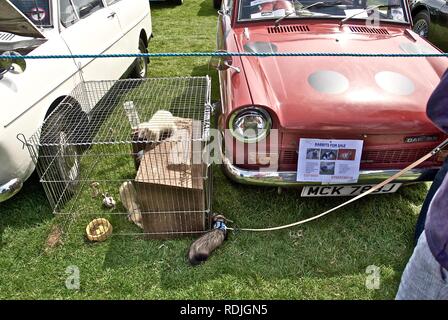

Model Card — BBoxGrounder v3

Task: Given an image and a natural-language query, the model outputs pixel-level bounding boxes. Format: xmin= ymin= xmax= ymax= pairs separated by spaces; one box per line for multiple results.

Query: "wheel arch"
xmin=139 ymin=29 xmax=150 ymax=49
xmin=44 ymin=95 xmax=82 ymax=120
xmin=411 ymin=4 xmax=430 ymax=18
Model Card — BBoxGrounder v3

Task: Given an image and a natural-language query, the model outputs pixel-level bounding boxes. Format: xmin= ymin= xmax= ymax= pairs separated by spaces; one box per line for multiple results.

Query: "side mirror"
xmin=210 ymin=51 xmax=240 ymax=73
xmin=0 ymin=51 xmax=26 ymax=79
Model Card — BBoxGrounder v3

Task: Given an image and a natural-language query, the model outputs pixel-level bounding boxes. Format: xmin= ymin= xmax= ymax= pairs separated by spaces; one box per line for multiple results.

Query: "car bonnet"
xmin=234 ymin=25 xmax=448 ymax=133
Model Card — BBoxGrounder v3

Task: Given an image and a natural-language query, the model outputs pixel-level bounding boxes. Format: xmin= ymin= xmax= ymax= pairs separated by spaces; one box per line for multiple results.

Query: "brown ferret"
xmin=119 ymin=181 xmax=143 ymax=229
xmin=187 ymin=215 xmax=230 ymax=266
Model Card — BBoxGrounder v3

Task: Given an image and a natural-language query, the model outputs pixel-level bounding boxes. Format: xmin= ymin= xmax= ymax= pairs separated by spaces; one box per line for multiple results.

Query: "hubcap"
xmin=138 ymin=47 xmax=147 ymax=78
xmin=414 ymin=20 xmax=429 ymax=38
xmin=58 ymin=131 xmax=79 ymax=182
xmin=138 ymin=58 xmax=146 ymax=78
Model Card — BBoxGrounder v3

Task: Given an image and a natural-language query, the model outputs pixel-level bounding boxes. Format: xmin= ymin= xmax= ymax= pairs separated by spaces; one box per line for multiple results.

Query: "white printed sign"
xmin=251 ymin=9 xmax=289 ymax=19
xmin=344 ymin=9 xmax=369 ymax=18
xmin=296 ymin=139 xmax=364 ymax=184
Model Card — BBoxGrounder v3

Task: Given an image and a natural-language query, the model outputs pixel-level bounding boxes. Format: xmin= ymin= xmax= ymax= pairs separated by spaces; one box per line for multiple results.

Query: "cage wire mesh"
xmin=26 ymin=76 xmax=213 ymax=239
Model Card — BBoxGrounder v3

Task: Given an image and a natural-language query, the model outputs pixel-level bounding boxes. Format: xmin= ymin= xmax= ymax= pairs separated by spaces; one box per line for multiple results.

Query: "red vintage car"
xmin=214 ymin=0 xmax=448 ymax=196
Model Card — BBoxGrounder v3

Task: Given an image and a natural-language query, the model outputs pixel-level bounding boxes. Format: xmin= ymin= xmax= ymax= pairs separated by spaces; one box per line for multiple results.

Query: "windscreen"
xmin=238 ymin=0 xmax=408 ymax=24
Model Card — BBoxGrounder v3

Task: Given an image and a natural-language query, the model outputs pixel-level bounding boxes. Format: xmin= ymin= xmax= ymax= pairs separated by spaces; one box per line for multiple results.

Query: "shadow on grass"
xmin=191 ymin=64 xmax=220 ymax=102
xmin=150 ymin=0 xmax=218 ymax=16
xmin=100 ymin=167 xmax=429 ymax=293
xmin=149 ymin=1 xmax=178 ymax=10
xmin=198 ymin=0 xmax=218 ymax=16
xmin=191 ymin=62 xmax=213 ymax=77
xmin=0 ymin=173 xmax=52 ymax=250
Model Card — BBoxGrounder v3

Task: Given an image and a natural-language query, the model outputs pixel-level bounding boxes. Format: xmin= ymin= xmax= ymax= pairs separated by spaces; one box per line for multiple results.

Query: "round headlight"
xmin=229 ymin=107 xmax=272 ymax=143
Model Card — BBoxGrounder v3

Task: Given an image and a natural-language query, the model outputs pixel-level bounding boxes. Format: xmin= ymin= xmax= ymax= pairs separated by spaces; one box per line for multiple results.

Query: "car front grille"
xmin=360 ymin=148 xmax=434 ymax=164
xmin=280 ymin=148 xmax=435 ymax=166
xmin=281 ymin=150 xmax=298 ymax=165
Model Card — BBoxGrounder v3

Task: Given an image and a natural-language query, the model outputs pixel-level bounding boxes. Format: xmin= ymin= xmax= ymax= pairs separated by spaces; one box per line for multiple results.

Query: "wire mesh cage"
xmin=26 ymin=76 xmax=213 ymax=239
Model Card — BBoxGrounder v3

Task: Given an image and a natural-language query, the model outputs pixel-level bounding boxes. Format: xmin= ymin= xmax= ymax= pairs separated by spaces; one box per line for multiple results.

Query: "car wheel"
xmin=129 ymin=38 xmax=148 ymax=79
xmin=39 ymin=103 xmax=88 ymax=202
xmin=213 ymin=0 xmax=221 ymax=9
xmin=172 ymin=0 xmax=184 ymax=6
xmin=413 ymin=10 xmax=430 ymax=38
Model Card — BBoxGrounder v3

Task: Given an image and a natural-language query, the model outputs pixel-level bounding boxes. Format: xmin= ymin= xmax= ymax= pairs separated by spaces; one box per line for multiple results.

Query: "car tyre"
xmin=129 ymin=38 xmax=148 ymax=79
xmin=213 ymin=0 xmax=221 ymax=9
xmin=413 ymin=10 xmax=430 ymax=38
xmin=39 ymin=103 xmax=88 ymax=202
xmin=172 ymin=0 xmax=184 ymax=6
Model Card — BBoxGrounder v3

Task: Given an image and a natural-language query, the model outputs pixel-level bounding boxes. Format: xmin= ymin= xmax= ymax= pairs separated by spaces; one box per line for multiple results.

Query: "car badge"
xmin=404 ymin=135 xmax=438 ymax=143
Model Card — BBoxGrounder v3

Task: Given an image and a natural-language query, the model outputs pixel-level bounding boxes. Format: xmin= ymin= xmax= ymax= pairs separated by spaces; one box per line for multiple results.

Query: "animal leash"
xmin=225 ymin=138 xmax=448 ymax=233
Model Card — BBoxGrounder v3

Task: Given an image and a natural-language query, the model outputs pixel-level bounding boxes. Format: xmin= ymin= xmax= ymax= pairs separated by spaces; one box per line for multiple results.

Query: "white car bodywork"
xmin=0 ymin=0 xmax=152 ymax=202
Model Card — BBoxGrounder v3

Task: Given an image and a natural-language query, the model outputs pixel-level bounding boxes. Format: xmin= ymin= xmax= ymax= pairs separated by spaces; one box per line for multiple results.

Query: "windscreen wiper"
xmin=274 ymin=0 xmax=299 ymax=27
xmin=275 ymin=1 xmax=343 ymax=27
xmin=339 ymin=4 xmax=401 ymax=26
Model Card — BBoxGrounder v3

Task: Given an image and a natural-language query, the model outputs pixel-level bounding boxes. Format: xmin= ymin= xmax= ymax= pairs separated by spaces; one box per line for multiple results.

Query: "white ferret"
xmin=137 ymin=110 xmax=177 ymax=142
xmin=119 ymin=181 xmax=143 ymax=229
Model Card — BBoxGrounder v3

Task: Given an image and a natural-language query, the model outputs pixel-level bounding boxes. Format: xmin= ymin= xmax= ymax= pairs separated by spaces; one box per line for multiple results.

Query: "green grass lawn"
xmin=0 ymin=0 xmax=430 ymax=299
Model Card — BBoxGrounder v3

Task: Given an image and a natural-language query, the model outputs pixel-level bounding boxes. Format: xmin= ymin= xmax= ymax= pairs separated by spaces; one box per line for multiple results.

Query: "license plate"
xmin=301 ymin=183 xmax=402 ymax=197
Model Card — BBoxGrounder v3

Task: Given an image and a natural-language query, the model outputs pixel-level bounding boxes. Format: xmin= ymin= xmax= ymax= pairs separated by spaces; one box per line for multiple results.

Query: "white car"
xmin=0 ymin=0 xmax=152 ymax=202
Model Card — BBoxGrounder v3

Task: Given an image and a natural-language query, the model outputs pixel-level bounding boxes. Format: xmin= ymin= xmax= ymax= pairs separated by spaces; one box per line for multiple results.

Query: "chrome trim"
xmin=0 ymin=178 xmax=23 ymax=202
xmin=222 ymin=155 xmax=439 ymax=187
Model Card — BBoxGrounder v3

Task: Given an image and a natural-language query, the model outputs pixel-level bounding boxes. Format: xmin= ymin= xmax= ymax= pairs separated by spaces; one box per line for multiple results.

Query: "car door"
xmin=105 ymin=0 xmax=149 ymax=35
xmin=103 ymin=0 xmax=150 ymax=59
xmin=59 ymin=0 xmax=127 ymax=81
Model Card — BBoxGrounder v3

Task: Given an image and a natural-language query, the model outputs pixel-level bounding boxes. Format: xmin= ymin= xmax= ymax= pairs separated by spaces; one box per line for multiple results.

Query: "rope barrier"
xmin=1 ymin=52 xmax=448 ymax=60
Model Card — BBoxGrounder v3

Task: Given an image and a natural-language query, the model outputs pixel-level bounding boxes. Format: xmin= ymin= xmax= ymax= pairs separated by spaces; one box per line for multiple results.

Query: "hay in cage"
xmin=26 ymin=76 xmax=213 ymax=239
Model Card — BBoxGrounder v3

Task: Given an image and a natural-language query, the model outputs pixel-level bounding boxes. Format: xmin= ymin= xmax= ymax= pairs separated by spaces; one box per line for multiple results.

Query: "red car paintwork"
xmin=217 ymin=0 xmax=448 ymax=174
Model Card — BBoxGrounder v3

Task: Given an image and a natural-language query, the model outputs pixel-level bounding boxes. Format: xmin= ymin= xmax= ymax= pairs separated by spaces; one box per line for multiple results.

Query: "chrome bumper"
xmin=222 ymin=156 xmax=439 ymax=187
xmin=0 ymin=178 xmax=23 ymax=202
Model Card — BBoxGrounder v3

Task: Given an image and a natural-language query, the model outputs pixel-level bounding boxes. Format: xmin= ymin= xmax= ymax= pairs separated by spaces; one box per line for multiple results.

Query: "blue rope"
xmin=1 ymin=52 xmax=448 ymax=59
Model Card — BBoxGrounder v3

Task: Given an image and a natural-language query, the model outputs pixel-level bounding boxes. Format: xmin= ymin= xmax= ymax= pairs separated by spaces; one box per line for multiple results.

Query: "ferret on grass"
xmin=187 ymin=215 xmax=230 ymax=266
xmin=119 ymin=181 xmax=143 ymax=229
xmin=137 ymin=110 xmax=177 ymax=142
